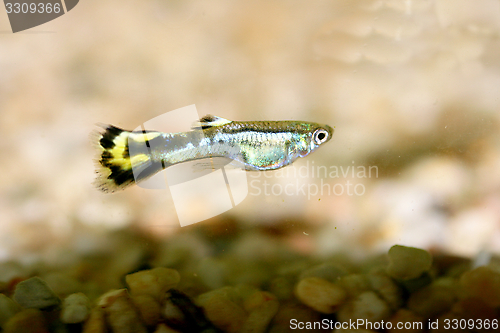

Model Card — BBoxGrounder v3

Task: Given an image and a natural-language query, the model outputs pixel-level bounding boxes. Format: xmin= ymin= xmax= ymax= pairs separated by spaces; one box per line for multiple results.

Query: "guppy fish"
xmin=93 ymin=115 xmax=333 ymax=192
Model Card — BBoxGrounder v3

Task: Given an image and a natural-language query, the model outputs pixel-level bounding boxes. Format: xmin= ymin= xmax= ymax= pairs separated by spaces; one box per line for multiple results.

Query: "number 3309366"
xmin=444 ymin=318 xmax=498 ymax=330
xmin=5 ymin=3 xmax=61 ymax=14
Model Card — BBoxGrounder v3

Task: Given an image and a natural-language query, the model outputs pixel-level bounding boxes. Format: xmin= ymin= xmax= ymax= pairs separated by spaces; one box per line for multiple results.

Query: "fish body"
xmin=93 ymin=115 xmax=333 ymax=192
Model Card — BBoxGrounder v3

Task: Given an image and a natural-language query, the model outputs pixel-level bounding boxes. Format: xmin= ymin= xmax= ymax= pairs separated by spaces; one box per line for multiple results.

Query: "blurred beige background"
xmin=1 ymin=0 xmax=500 ymax=264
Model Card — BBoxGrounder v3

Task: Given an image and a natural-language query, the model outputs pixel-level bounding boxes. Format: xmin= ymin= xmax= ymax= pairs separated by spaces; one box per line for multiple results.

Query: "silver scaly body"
xmin=93 ymin=115 xmax=333 ymax=192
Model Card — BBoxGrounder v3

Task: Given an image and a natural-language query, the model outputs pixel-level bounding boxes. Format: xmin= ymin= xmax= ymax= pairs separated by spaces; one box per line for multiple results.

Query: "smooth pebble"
xmin=337 ymin=291 xmax=391 ymax=322
xmin=60 ymin=292 xmax=91 ymax=324
xmin=295 ymin=277 xmax=346 ymax=314
xmin=0 ymin=293 xmax=21 ymax=328
xmin=13 ymin=277 xmax=61 ymax=309
xmin=99 ymin=289 xmax=148 ymax=333
xmin=3 ymin=308 xmax=48 ymax=333
xmin=241 ymin=291 xmax=279 ymax=333
xmin=126 ymin=267 xmax=180 ymax=301
xmin=82 ymin=308 xmax=107 ymax=333
xmin=387 ymin=245 xmax=432 ymax=280
xmin=459 ymin=265 xmax=500 ymax=307
xmin=197 ymin=288 xmax=247 ymax=333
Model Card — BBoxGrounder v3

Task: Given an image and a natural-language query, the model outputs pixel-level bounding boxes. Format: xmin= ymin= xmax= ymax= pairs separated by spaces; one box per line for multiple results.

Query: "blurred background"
xmin=1 ymin=0 xmax=500 ymax=269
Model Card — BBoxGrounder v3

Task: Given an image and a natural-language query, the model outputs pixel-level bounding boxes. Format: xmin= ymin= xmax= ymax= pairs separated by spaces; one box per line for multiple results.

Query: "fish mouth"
xmin=324 ymin=124 xmax=334 ymax=138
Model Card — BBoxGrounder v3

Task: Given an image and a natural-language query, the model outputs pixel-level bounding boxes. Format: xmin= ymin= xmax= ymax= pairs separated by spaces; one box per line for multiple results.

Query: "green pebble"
xmin=386 ymin=245 xmax=432 ymax=280
xmin=13 ymin=277 xmax=61 ymax=309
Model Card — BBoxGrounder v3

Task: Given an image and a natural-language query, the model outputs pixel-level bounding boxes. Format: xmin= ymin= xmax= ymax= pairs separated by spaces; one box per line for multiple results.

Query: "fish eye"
xmin=313 ymin=129 xmax=329 ymax=145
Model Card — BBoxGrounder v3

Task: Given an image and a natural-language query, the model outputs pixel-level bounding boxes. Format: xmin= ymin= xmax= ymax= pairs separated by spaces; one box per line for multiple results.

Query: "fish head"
xmin=296 ymin=122 xmax=334 ymax=157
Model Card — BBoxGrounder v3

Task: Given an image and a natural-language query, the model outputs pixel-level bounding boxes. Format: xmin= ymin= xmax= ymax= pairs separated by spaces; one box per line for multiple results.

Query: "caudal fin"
xmin=91 ymin=125 xmax=163 ymax=193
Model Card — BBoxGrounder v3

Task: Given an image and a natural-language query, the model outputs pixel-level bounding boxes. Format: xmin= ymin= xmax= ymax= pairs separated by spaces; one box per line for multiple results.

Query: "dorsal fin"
xmin=192 ymin=115 xmax=232 ymax=130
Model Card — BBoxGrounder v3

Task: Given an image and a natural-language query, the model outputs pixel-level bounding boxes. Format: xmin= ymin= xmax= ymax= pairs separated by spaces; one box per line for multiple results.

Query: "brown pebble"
xmin=82 ymin=308 xmax=107 ymax=333
xmin=197 ymin=288 xmax=247 ymax=333
xmin=459 ymin=266 xmax=500 ymax=307
xmin=451 ymin=297 xmax=498 ymax=323
xmin=368 ymin=269 xmax=403 ymax=310
xmin=337 ymin=291 xmax=391 ymax=322
xmin=407 ymin=279 xmax=455 ymax=318
xmin=241 ymin=291 xmax=279 ymax=333
xmin=126 ymin=267 xmax=180 ymax=301
xmin=294 ymin=277 xmax=346 ymax=314
xmin=0 ymin=293 xmax=21 ymax=328
xmin=3 ymin=308 xmax=48 ymax=333
xmin=99 ymin=289 xmax=148 ymax=333
xmin=131 ymin=294 xmax=162 ymax=327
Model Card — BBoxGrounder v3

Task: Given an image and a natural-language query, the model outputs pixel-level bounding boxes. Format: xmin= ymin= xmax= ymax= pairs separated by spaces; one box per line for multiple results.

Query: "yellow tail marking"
xmin=109 ymin=132 xmax=133 ymax=170
xmin=130 ymin=154 xmax=150 ymax=167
